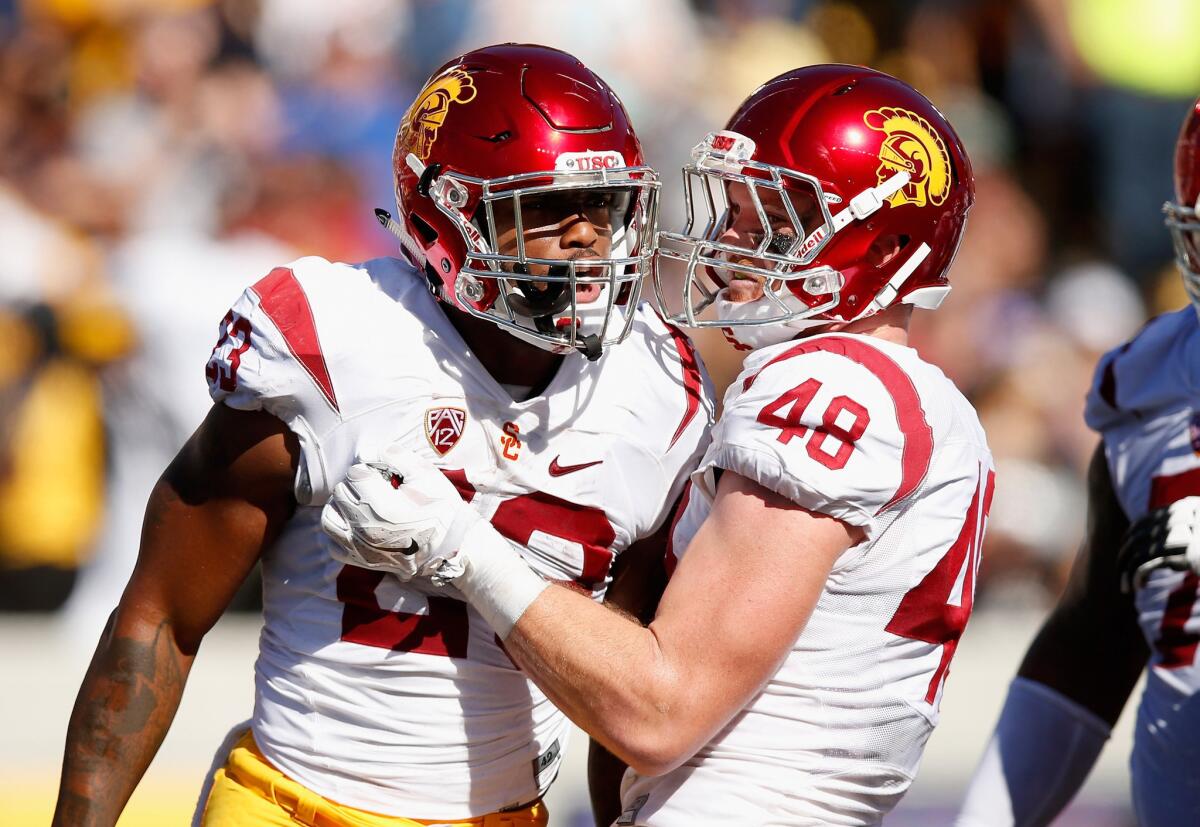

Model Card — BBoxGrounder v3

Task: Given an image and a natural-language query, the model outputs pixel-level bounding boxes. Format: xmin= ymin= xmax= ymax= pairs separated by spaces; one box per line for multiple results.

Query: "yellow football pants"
xmin=199 ymin=731 xmax=548 ymax=827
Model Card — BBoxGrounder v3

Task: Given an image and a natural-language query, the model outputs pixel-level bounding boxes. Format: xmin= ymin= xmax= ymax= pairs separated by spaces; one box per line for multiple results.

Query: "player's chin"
xmin=724 ymin=276 xmax=766 ymax=303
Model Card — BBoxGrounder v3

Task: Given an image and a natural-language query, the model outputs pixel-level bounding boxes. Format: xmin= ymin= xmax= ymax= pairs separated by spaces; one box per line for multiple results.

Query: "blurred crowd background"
xmin=5 ymin=0 xmax=1199 ymax=628
xmin=1 ymin=0 xmax=1198 ymax=805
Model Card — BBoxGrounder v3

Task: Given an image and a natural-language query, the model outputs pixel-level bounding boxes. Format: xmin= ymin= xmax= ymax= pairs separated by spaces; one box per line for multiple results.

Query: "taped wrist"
xmin=956 ymin=677 xmax=1111 ymax=827
xmin=453 ymin=519 xmax=549 ymax=639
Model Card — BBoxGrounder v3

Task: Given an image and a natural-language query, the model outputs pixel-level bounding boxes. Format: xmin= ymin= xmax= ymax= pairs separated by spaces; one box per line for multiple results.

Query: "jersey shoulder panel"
xmin=206 ymin=258 xmax=343 ymax=418
xmin=206 ymin=256 xmax=431 ymax=414
xmin=204 ymin=256 xmax=431 ymax=502
xmin=1085 ymin=308 xmax=1200 ymax=433
xmin=706 ymin=334 xmax=935 ymax=533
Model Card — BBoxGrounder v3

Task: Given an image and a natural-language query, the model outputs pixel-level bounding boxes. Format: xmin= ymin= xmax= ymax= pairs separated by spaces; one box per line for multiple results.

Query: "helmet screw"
xmin=461 ymin=279 xmax=484 ymax=301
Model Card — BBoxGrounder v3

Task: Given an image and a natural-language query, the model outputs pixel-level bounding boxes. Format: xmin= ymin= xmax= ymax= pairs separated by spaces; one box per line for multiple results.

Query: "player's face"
xmin=491 ymin=188 xmax=632 ymax=304
xmin=717 ymin=181 xmax=823 ymax=303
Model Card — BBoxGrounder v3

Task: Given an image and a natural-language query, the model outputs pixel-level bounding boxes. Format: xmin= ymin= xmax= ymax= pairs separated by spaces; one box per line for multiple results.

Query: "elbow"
xmin=624 ymin=751 xmax=686 ymax=779
xmin=610 ymin=724 xmax=699 ymax=778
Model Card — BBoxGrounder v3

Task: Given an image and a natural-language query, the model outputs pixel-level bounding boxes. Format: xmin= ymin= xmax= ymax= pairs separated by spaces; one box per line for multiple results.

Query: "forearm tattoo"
xmin=54 ymin=619 xmax=187 ymax=826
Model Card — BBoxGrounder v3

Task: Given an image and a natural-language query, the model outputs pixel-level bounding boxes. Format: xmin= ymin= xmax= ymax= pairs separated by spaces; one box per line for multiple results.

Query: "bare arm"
xmin=505 ymin=470 xmax=860 ymax=776
xmin=1017 ymin=442 xmax=1148 ymax=725
xmin=53 ymin=404 xmax=298 ymax=826
xmin=588 ymin=525 xmax=670 ymax=826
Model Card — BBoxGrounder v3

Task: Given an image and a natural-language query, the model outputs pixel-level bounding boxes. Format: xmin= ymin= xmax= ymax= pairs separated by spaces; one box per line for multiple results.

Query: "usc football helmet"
xmin=655 ymin=64 xmax=973 ymax=349
xmin=1165 ymin=97 xmax=1200 ymax=315
xmin=383 ymin=44 xmax=658 ymax=360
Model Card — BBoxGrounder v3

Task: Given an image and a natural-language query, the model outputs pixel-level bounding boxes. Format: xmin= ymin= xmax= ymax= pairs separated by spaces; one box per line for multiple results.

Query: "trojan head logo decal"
xmin=864 ymin=107 xmax=952 ymax=208
xmin=402 ymin=68 xmax=477 ymax=160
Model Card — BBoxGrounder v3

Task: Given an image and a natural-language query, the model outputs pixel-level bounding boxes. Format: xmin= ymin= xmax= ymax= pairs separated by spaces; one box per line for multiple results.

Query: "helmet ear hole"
xmin=410 ymin=212 xmax=439 ymax=244
xmin=423 ymin=262 xmax=443 ymax=292
xmin=867 ymin=234 xmax=910 ymax=268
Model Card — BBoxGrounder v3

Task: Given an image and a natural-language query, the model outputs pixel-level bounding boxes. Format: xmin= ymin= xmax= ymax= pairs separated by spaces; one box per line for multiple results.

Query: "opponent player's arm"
xmin=500 ymin=470 xmax=858 ymax=776
xmin=956 ymin=442 xmax=1148 ymax=827
xmin=53 ymin=405 xmax=298 ymax=827
xmin=1018 ymin=442 xmax=1147 ymax=719
xmin=588 ymin=527 xmax=670 ymax=825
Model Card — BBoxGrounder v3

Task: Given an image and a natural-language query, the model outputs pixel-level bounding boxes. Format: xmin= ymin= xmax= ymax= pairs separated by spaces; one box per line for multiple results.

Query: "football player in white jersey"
xmin=956 ymin=98 xmax=1200 ymax=827
xmin=52 ymin=44 xmax=713 ymax=827
xmin=321 ymin=65 xmax=992 ymax=827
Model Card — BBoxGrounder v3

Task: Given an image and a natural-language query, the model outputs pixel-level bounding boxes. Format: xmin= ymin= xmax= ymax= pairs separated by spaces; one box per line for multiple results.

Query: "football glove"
xmin=1118 ymin=495 xmax=1200 ymax=593
xmin=321 ymin=443 xmax=478 ymax=584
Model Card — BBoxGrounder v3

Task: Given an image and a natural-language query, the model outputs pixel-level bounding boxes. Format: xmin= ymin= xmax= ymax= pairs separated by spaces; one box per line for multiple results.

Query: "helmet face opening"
xmin=656 ymin=131 xmax=879 ymax=330
xmin=428 ymin=162 xmax=659 ymax=358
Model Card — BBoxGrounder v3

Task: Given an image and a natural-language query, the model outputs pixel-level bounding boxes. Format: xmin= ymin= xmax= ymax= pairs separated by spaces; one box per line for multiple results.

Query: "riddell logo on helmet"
xmin=402 ymin=68 xmax=478 ymax=160
xmin=555 ymin=150 xmax=626 ymax=171
xmin=796 ymin=226 xmax=827 ymax=259
xmin=864 ymin=107 xmax=952 ymax=208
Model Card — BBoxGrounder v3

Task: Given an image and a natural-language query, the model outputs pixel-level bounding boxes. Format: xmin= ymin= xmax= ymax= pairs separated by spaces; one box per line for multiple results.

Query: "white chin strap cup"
xmin=830 ymin=171 xmax=911 ymax=232
xmin=823 ymin=171 xmax=947 ymax=318
xmin=865 ymin=241 xmax=932 ymax=315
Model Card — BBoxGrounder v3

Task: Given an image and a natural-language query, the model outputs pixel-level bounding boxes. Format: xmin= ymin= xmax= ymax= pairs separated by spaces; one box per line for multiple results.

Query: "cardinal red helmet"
xmin=655 ymin=64 xmax=973 ymax=347
xmin=385 ymin=43 xmax=658 ymax=360
xmin=1165 ymin=97 xmax=1200 ymax=315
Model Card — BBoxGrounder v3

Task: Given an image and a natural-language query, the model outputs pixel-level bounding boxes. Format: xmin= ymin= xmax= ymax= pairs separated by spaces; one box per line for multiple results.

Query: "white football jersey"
xmin=1084 ymin=307 xmax=1200 ymax=827
xmin=205 ymin=256 xmax=714 ymax=819
xmin=620 ymin=333 xmax=993 ymax=827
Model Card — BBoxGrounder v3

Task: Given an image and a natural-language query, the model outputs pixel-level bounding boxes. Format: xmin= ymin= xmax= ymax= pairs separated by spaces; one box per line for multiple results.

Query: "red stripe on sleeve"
xmin=743 ymin=335 xmax=934 ymax=513
xmin=665 ymin=323 xmax=704 ymax=450
xmin=250 ymin=266 xmax=339 ymax=412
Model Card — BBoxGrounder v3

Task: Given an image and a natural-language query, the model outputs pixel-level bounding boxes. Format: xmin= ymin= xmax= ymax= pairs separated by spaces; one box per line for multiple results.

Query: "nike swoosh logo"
xmin=548 ymin=456 xmax=604 ymax=476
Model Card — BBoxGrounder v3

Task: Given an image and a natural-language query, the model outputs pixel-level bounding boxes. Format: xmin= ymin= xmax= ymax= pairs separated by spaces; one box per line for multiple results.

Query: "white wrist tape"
xmin=453 ymin=519 xmax=549 ymax=639
xmin=956 ymin=677 xmax=1111 ymax=827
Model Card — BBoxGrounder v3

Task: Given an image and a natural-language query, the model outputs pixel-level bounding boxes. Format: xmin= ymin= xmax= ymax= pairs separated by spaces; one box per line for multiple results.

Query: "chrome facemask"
xmin=1165 ymin=194 xmax=1200 ymax=318
xmin=411 ymin=151 xmax=659 ymax=360
xmin=654 ymin=131 xmax=911 ymax=334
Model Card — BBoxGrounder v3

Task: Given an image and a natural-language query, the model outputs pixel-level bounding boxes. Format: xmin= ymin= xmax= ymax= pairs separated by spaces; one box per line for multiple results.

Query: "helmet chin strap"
xmin=828 ymin=170 xmax=911 ymax=232
xmin=862 ymin=242 xmax=933 ymax=316
xmin=375 ymin=208 xmax=425 ymax=267
xmin=500 ymin=263 xmax=611 ymax=361
xmin=816 ymin=170 xmax=937 ymax=320
xmin=501 ymin=316 xmax=605 ymax=360
xmin=504 ymin=263 xmax=574 ymax=319
xmin=713 ymin=289 xmax=833 ymax=350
